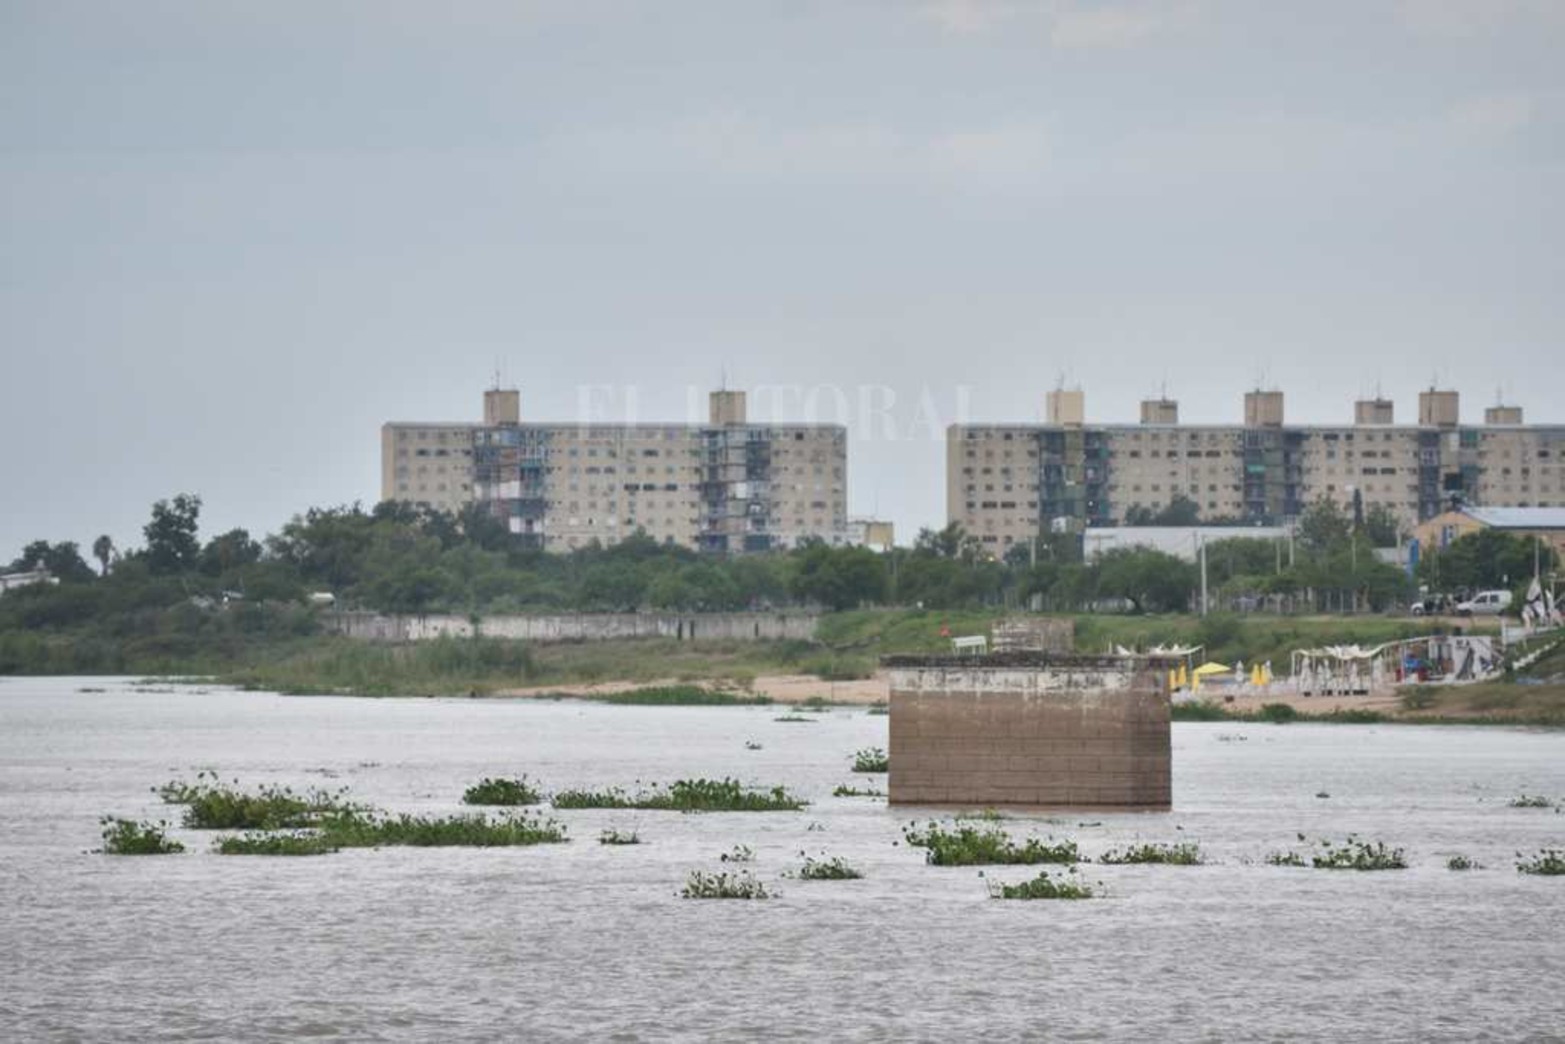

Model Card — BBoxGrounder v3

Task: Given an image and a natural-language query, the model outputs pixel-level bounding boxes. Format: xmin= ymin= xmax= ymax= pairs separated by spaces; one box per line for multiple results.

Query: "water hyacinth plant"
xmin=1508 ymin=795 xmax=1554 ymax=809
xmin=1447 ymin=855 xmax=1480 ymax=871
xmin=681 ymin=870 xmax=771 ymax=899
xmin=1266 ymin=851 xmax=1307 ymax=867
xmin=1516 ymin=849 xmax=1565 ymax=875
xmin=988 ymin=868 xmax=1096 ymax=900
xmin=797 ymin=854 xmax=863 ymax=880
xmin=1099 ymin=842 xmax=1205 ymax=866
xmin=318 ymin=810 xmax=568 ymax=848
xmin=1311 ymin=837 xmax=1407 ymax=871
xmin=852 ymin=748 xmax=890 ymax=773
xmin=832 ymin=784 xmax=885 ymax=798
xmin=903 ymin=822 xmax=1079 ymax=867
xmin=99 ymin=817 xmax=184 ymax=855
xmin=598 ymin=829 xmax=641 ymax=845
xmin=719 ymin=844 xmax=755 ymax=863
xmin=157 ymin=773 xmax=357 ymax=830
xmin=214 ymin=831 xmax=339 ymax=856
xmin=462 ymin=777 xmax=542 ymax=806
xmin=552 ymin=778 xmax=805 ymax=812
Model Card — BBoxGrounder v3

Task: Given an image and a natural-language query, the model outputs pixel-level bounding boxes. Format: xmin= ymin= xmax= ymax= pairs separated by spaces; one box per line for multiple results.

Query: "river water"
xmin=2 ymin=676 xmax=1562 ymax=1042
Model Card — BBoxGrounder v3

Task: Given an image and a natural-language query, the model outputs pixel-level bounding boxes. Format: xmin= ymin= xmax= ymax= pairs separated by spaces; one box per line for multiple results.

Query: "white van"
xmin=1455 ymin=590 xmax=1512 ymax=616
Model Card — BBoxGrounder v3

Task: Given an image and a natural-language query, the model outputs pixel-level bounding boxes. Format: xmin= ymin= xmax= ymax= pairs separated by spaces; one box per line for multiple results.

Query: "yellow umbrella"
xmin=1192 ymin=662 xmax=1230 ymax=676
xmin=1175 ymin=663 xmax=1188 ymax=689
xmin=1250 ymin=664 xmax=1265 ymax=686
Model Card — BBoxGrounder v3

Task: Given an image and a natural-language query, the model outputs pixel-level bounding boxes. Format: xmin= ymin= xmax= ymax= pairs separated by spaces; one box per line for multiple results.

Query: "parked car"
xmin=1454 ymin=590 xmax=1513 ymax=617
xmin=1410 ymin=594 xmax=1456 ymax=615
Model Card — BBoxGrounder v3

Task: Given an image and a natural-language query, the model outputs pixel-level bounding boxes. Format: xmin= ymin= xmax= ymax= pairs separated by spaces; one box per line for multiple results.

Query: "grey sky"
xmin=3 ymin=0 xmax=1561 ymax=559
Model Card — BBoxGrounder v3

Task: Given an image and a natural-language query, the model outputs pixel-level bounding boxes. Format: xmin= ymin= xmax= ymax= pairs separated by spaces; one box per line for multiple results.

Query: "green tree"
xmin=1296 ymin=497 xmax=1350 ymax=556
xmin=1093 ymin=547 xmax=1195 ymax=613
xmin=789 ymin=543 xmax=889 ymax=611
xmin=10 ymin=540 xmax=96 ymax=583
xmin=143 ymin=494 xmax=202 ymax=575
xmin=1363 ymin=504 xmax=1402 ymax=548
xmin=200 ymin=529 xmax=262 ymax=576
xmin=91 ymin=535 xmax=115 ymax=577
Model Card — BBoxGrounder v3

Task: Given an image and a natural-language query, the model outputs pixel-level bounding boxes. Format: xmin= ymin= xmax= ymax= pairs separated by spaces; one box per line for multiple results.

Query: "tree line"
xmin=3 ymin=494 xmax=1552 ymax=632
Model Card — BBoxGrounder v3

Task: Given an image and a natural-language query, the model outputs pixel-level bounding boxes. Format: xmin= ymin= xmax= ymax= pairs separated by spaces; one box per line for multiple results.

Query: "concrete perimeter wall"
xmin=323 ymin=611 xmax=819 ymax=644
xmin=886 ymin=655 xmax=1171 ymax=810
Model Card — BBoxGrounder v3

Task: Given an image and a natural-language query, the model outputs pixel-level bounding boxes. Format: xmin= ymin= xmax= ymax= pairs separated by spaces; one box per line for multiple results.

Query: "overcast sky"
xmin=3 ymin=0 xmax=1562 ymax=560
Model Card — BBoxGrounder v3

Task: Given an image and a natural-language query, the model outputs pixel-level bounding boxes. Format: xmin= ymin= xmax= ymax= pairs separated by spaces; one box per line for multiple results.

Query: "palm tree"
xmin=91 ymin=534 xmax=115 ymax=577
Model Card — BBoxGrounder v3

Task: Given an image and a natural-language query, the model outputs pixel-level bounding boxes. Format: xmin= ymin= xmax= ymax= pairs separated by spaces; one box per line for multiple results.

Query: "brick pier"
xmin=884 ymin=653 xmax=1172 ymax=810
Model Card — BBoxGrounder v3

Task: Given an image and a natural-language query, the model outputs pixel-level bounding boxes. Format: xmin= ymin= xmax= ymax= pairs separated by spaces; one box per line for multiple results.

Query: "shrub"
xmin=99 ymin=817 xmax=184 ymax=855
xmin=1311 ymin=837 xmax=1407 ymax=871
xmin=1516 ymin=849 xmax=1565 ymax=875
xmin=1256 ymin=703 xmax=1299 ymax=724
xmin=596 ymin=685 xmax=771 ymax=706
xmin=797 ymin=854 xmax=863 ymax=880
xmin=462 ymin=777 xmax=542 ymax=806
xmin=1100 ymin=842 xmax=1204 ymax=865
xmin=904 ymin=822 xmax=1079 ymax=867
xmin=681 ymin=870 xmax=771 ymax=899
xmin=852 ymin=747 xmax=889 ymax=773
xmin=215 ymin=831 xmax=338 ymax=856
xmin=989 ymin=868 xmax=1095 ymax=900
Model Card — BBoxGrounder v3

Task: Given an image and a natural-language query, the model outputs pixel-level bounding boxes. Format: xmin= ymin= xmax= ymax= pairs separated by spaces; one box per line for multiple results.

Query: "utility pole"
xmin=1199 ymin=533 xmax=1209 ymax=617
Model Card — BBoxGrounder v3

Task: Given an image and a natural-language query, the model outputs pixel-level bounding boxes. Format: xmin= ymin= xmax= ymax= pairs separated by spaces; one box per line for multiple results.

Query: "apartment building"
xmin=949 ymin=388 xmax=1565 ymax=552
xmin=382 ymin=388 xmax=848 ymax=553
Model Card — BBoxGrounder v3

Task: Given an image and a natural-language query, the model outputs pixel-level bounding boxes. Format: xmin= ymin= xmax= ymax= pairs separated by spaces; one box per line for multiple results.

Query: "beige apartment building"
xmin=949 ymin=388 xmax=1565 ymax=552
xmin=382 ymin=388 xmax=848 ymax=553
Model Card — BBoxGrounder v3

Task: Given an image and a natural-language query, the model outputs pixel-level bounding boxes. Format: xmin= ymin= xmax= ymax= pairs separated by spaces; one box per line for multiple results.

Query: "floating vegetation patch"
xmin=461 ymin=777 xmax=542 ymax=806
xmin=598 ymin=829 xmax=641 ymax=845
xmin=99 ymin=817 xmax=184 ymax=855
xmin=796 ymin=854 xmax=863 ymax=880
xmin=214 ymin=831 xmax=339 ymax=856
xmin=852 ymin=747 xmax=889 ymax=773
xmin=681 ymin=870 xmax=771 ymax=899
xmin=773 ymin=715 xmax=816 ymax=723
xmin=1447 ymin=855 xmax=1480 ymax=871
xmin=744 ymin=741 xmax=763 ymax=751
xmin=904 ymin=822 xmax=1079 ymax=867
xmin=720 ymin=844 xmax=755 ymax=863
xmin=1099 ymin=842 xmax=1205 ymax=866
xmin=832 ymin=784 xmax=885 ymax=798
xmin=1310 ymin=837 xmax=1407 ymax=871
xmin=1509 ymin=794 xmax=1554 ymax=809
xmin=1516 ymin=849 xmax=1565 ymax=876
xmin=988 ymin=868 xmax=1096 ymax=900
xmin=1266 ymin=851 xmax=1307 ymax=867
xmin=593 ymin=685 xmax=771 ymax=706
xmin=552 ymin=778 xmax=806 ymax=812
xmin=157 ymin=772 xmax=357 ymax=830
xmin=320 ymin=810 xmax=568 ymax=848
xmin=866 ymin=703 xmax=889 ymax=716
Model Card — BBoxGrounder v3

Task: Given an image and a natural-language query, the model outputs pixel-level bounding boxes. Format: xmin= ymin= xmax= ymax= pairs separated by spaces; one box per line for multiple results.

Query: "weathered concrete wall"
xmin=886 ymin=655 xmax=1171 ymax=810
xmin=991 ymin=616 xmax=1074 ymax=653
xmin=323 ymin=611 xmax=819 ymax=644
